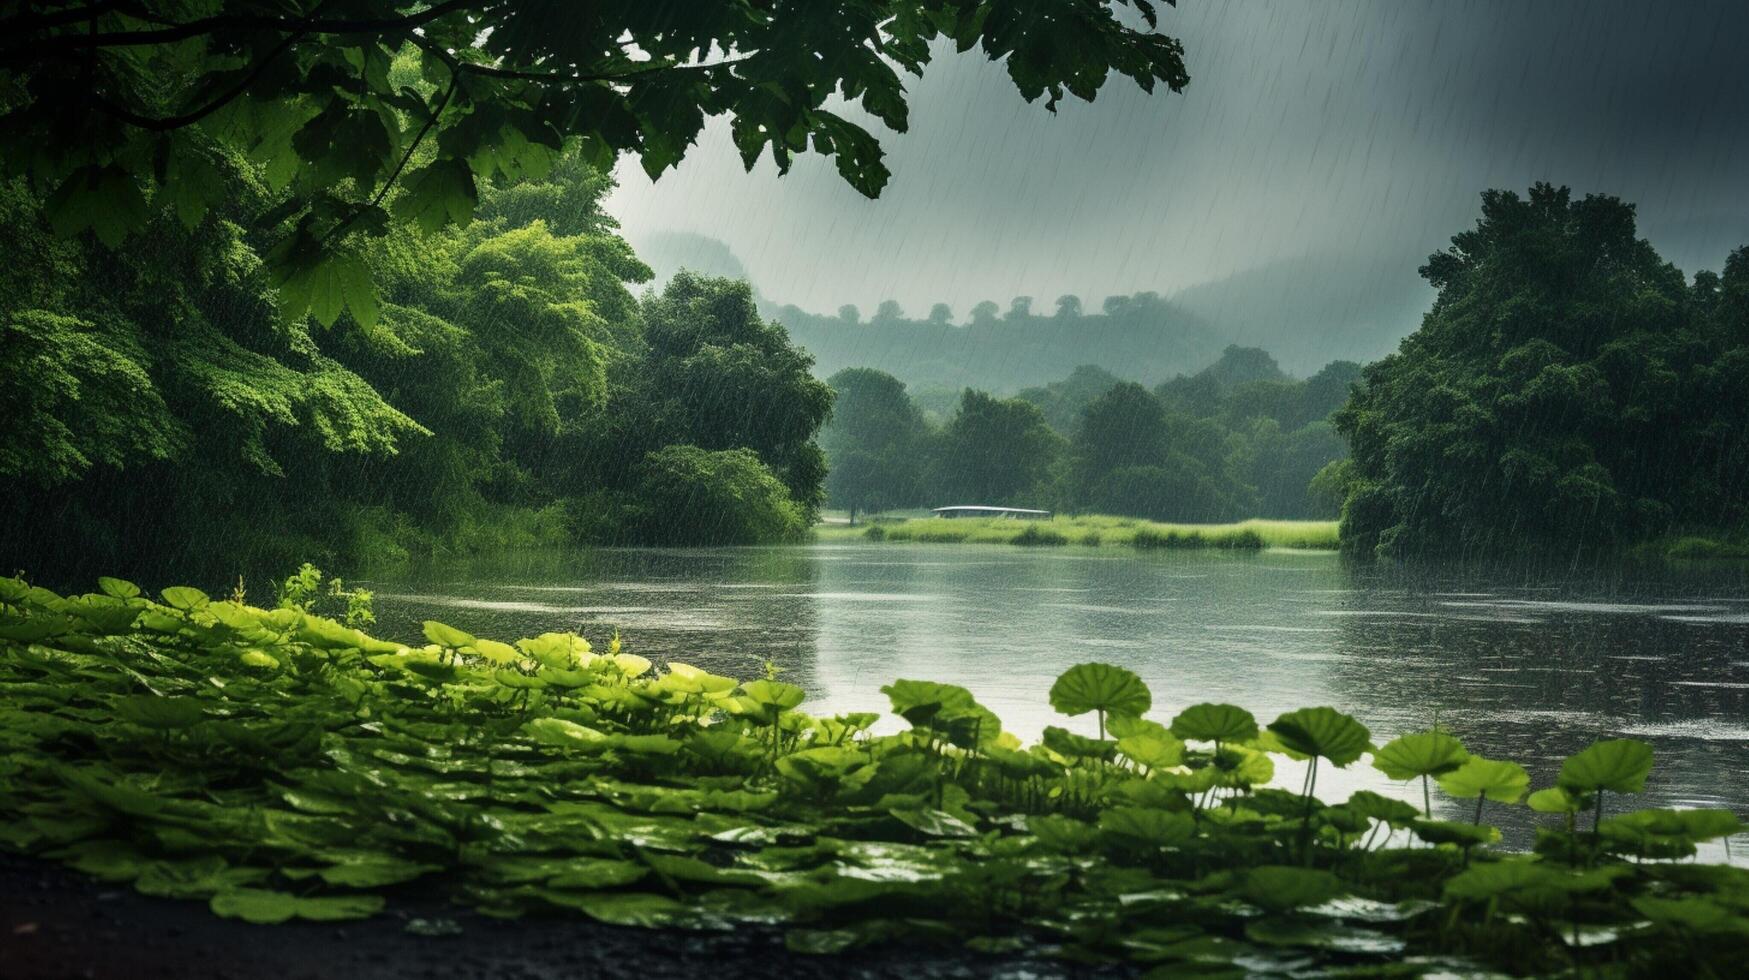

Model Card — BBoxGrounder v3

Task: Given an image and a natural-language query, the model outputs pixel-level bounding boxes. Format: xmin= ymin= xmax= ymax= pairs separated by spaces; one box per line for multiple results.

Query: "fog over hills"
xmin=629 ymin=231 xmax=1421 ymax=388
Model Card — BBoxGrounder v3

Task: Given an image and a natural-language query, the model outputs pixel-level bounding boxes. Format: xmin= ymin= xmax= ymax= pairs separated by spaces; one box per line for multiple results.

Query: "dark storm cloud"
xmin=607 ymin=0 xmax=1749 ymax=369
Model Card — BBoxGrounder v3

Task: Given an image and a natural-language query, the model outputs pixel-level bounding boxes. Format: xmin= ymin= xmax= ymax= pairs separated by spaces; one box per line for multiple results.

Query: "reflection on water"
xmin=367 ymin=544 xmax=1749 ymax=860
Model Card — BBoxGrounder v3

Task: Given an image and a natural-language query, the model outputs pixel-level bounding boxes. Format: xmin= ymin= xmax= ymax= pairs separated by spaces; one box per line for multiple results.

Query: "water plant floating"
xmin=1 ymin=572 xmax=1746 ymax=976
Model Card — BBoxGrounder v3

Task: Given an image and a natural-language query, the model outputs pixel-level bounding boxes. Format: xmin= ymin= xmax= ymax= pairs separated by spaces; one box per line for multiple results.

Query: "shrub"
xmin=624 ymin=445 xmax=807 ymax=545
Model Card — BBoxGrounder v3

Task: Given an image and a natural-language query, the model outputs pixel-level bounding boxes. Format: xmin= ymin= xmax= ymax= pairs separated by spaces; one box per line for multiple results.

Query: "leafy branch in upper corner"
xmin=0 ymin=1 xmax=1190 ymax=328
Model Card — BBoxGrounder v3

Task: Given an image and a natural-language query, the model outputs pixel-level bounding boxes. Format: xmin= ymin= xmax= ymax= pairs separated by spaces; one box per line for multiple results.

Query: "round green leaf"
xmin=1241 ymin=866 xmax=1344 ymax=912
xmin=1436 ymin=757 xmax=1529 ymax=803
xmin=1558 ymin=738 xmax=1654 ymax=794
xmin=1372 ymin=731 xmax=1469 ymax=781
xmin=1117 ymin=733 xmax=1184 ymax=770
xmin=422 ymin=620 xmax=477 ymax=649
xmin=1169 ymin=702 xmax=1258 ymax=743
xmin=1048 ymin=662 xmax=1151 ymax=718
xmin=1266 ymin=707 xmax=1371 ymax=767
xmin=97 ymin=576 xmax=141 ymax=600
xmin=1098 ymin=806 xmax=1194 ymax=846
xmin=159 ymin=586 xmax=210 ymax=611
xmin=1528 ymin=786 xmax=1585 ymax=814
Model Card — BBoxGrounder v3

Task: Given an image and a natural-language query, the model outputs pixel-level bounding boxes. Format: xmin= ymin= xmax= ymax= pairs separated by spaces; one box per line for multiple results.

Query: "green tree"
xmin=930 ymin=390 xmax=1063 ymax=505
xmin=634 ymin=273 xmax=834 ymax=519
xmin=1334 ymin=184 xmax=1749 ymax=558
xmin=1072 ymin=381 xmax=1171 ymax=498
xmin=626 ymin=445 xmax=806 ymax=545
xmin=820 ymin=368 xmax=927 ymax=521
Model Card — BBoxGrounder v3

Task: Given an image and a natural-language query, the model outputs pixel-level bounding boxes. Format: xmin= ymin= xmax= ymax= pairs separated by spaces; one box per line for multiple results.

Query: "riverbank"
xmin=813 ymin=515 xmax=1340 ymax=550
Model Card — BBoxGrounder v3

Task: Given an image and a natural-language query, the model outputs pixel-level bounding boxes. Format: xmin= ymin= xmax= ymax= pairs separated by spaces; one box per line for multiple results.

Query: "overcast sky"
xmin=604 ymin=0 xmax=1749 ymax=336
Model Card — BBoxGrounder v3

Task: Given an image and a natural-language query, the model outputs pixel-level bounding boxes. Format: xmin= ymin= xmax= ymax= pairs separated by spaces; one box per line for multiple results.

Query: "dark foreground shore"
xmin=0 ymin=854 xmax=1118 ymax=980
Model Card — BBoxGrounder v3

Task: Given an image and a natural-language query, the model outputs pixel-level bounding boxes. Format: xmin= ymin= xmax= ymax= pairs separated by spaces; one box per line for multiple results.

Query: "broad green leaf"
xmin=1342 ymin=790 xmax=1421 ymax=826
xmin=96 ymin=576 xmax=141 ymax=600
xmin=1436 ymin=757 xmax=1530 ymax=803
xmin=1099 ymin=806 xmax=1194 ymax=847
xmin=1558 ymin=738 xmax=1654 ymax=795
xmin=114 ymin=694 xmax=205 ymax=729
xmin=1048 ymin=662 xmax=1151 ymax=719
xmin=1117 ymin=733 xmax=1184 ymax=770
xmin=1411 ymin=819 xmax=1501 ymax=848
xmin=889 ymin=808 xmax=979 ymax=838
xmin=392 ymin=158 xmax=478 ymax=233
xmin=422 ymin=620 xmax=476 ymax=648
xmin=544 ymin=858 xmax=649 ymax=889
xmin=1042 ymin=725 xmax=1117 ymax=761
xmin=1241 ymin=866 xmax=1344 ymax=912
xmin=1528 ymin=786 xmax=1585 ymax=814
xmin=159 ymin=586 xmax=210 ymax=611
xmin=1371 ymin=731 xmax=1468 ymax=781
xmin=473 ymin=638 xmax=520 ymax=664
xmin=211 ymin=888 xmax=384 ymax=924
xmin=44 ymin=165 xmax=150 ymax=246
xmin=742 ymin=679 xmax=805 ymax=710
xmin=523 ymin=717 xmax=611 ymax=751
xmin=1169 ymin=702 xmax=1259 ymax=744
xmin=1266 ymin=707 xmax=1371 ymax=767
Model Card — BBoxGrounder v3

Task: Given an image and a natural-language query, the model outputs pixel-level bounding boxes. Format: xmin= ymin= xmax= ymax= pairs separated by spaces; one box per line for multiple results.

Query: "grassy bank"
xmin=815 ymin=514 xmax=1340 ymax=551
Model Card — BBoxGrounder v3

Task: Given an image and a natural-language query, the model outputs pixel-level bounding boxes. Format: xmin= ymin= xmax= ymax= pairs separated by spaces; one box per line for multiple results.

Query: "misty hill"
xmin=766 ymin=294 xmax=1228 ymax=393
xmin=627 ymin=230 xmax=751 ymax=286
xmin=1167 ymin=249 xmax=1435 ymax=372
xmin=622 ymin=234 xmax=1433 ymax=388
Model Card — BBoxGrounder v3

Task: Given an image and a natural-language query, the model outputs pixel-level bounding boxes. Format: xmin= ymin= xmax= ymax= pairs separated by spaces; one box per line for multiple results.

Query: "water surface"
xmin=367 ymin=544 xmax=1749 ymax=858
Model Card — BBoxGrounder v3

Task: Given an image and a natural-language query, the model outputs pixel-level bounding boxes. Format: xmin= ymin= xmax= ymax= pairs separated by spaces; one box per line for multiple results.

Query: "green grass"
xmin=815 ymin=514 xmax=1340 ymax=551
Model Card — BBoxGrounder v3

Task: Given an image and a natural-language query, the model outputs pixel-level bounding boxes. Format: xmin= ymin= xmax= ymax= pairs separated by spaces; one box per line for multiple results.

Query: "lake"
xmin=366 ymin=543 xmax=1749 ymax=859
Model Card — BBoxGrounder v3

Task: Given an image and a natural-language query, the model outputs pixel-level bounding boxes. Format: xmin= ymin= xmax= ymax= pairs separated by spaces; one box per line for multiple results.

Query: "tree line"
xmin=820 ymin=348 xmax=1361 ymax=523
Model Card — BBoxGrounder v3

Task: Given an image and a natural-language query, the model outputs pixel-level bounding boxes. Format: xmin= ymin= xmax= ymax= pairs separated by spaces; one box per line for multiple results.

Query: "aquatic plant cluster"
xmin=2 ymin=575 xmax=1746 ymax=976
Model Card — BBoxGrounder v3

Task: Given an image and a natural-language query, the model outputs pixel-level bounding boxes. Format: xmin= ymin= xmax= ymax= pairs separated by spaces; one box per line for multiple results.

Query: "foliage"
xmin=0 ymin=1 xmax=1189 ymax=321
xmin=1334 ymin=184 xmax=1749 ymax=558
xmin=818 ymin=352 xmax=1357 ymax=525
xmin=0 ymin=150 xmax=831 ymax=580
xmin=621 ymin=446 xmax=808 ymax=546
xmin=3 ymin=572 xmax=1746 ymax=975
xmin=820 ymin=368 xmax=929 ymax=518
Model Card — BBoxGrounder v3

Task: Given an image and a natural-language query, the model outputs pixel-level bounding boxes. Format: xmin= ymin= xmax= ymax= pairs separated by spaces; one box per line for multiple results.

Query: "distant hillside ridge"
xmin=623 ymin=234 xmax=1432 ymax=390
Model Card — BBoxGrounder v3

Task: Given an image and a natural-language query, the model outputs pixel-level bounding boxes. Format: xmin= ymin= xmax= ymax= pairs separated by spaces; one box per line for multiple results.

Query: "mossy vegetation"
xmin=817 ymin=515 xmax=1339 ymax=551
xmin=5 ymin=570 xmax=1745 ymax=975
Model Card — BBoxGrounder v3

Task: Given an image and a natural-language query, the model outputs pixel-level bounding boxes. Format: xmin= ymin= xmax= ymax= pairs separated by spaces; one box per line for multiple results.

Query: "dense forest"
xmin=820 ymin=347 xmax=1360 ymax=522
xmin=0 ymin=150 xmax=833 ymax=584
xmin=1333 ymin=185 xmax=1749 ymax=560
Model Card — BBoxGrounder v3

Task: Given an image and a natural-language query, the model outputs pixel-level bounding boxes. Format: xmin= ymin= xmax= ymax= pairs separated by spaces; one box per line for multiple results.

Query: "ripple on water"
xmin=1662 ymin=612 xmax=1749 ymax=625
xmin=1616 ymin=720 xmax=1749 ymax=742
xmin=1447 ymin=599 xmax=1729 ymax=616
xmin=377 ymin=594 xmax=626 ymax=615
xmin=1204 ymin=625 xmax=1340 ymax=634
xmin=1043 ymin=602 xmax=1165 ymax=614
xmin=771 ymin=592 xmax=939 ymax=602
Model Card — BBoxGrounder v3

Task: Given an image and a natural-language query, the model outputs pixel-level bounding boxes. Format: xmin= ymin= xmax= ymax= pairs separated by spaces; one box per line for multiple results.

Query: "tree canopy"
xmin=0 ymin=0 xmax=1189 ymax=327
xmin=1334 ymin=184 xmax=1749 ymax=558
